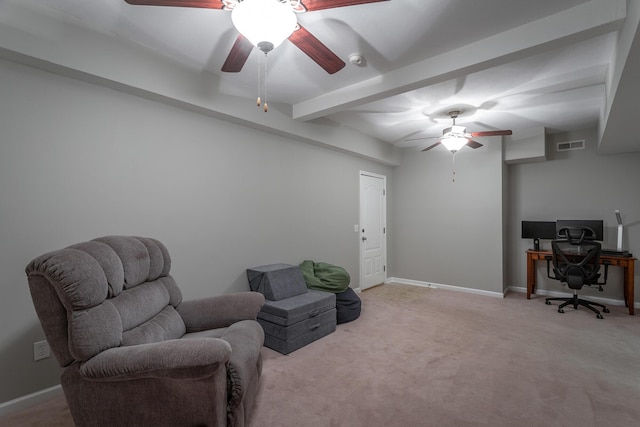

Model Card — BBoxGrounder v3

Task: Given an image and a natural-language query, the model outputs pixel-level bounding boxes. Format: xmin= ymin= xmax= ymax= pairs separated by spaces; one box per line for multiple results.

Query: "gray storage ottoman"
xmin=259 ymin=290 xmax=336 ymax=354
xmin=247 ymin=263 xmax=308 ymax=301
xmin=247 ymin=264 xmax=337 ymax=354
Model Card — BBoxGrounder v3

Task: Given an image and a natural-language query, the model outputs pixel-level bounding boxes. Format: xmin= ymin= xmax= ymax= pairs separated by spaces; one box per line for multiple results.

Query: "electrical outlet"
xmin=33 ymin=340 xmax=50 ymax=361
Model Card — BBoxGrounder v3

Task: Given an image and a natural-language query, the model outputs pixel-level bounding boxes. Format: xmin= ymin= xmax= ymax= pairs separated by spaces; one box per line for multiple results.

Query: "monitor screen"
xmin=521 ymin=221 xmax=557 ymax=239
xmin=556 ymin=219 xmax=604 ymax=241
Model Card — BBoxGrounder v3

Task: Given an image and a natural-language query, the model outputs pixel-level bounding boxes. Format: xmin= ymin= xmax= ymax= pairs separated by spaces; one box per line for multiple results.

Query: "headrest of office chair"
xmin=557 ymin=226 xmax=596 ymax=244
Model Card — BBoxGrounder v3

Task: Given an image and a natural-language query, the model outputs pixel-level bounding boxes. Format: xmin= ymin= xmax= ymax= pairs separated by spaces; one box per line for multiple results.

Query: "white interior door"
xmin=359 ymin=172 xmax=387 ymax=290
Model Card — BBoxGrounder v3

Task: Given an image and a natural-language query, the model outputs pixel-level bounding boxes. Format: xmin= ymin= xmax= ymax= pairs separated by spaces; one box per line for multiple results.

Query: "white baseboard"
xmin=385 ymin=277 xmax=505 ymax=299
xmin=507 ymin=285 xmax=639 ymax=308
xmin=0 ymin=384 xmax=63 ymax=418
xmin=359 ymin=280 xmax=637 ymax=309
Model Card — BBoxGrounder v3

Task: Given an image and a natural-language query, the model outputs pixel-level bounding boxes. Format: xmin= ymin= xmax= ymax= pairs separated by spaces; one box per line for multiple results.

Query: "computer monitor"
xmin=521 ymin=221 xmax=557 ymax=250
xmin=556 ymin=219 xmax=604 ymax=241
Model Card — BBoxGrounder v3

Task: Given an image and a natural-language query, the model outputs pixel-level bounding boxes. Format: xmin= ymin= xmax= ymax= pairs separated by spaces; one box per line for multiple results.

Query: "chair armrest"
xmin=177 ymin=292 xmax=265 ymax=332
xmin=79 ymin=338 xmax=231 ymax=381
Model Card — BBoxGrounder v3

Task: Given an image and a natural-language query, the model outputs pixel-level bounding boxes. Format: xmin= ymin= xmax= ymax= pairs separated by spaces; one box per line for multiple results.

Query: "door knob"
xmin=362 ymin=236 xmax=367 ymax=241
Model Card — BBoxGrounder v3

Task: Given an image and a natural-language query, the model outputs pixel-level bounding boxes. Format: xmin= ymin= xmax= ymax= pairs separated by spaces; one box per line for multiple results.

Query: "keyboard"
xmin=601 ymin=249 xmax=632 ymax=257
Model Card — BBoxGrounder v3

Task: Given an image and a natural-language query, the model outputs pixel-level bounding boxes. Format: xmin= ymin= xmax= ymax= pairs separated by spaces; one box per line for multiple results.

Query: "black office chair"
xmin=545 ymin=227 xmax=610 ymax=318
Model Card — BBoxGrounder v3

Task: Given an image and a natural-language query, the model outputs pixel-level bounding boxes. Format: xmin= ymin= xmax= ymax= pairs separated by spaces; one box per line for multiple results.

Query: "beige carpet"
xmin=4 ymin=284 xmax=640 ymax=426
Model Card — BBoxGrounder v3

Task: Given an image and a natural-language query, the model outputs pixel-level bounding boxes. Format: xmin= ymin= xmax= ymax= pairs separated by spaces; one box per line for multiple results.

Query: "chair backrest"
xmin=551 ymin=227 xmax=602 ymax=289
xmin=557 ymin=226 xmax=597 ymax=244
xmin=26 ymin=236 xmax=185 ymax=367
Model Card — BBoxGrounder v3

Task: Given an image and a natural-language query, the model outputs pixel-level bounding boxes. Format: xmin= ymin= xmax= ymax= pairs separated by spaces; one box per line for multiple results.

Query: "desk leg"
xmin=626 ymin=261 xmax=634 ymax=315
xmin=526 ymin=253 xmax=535 ymax=299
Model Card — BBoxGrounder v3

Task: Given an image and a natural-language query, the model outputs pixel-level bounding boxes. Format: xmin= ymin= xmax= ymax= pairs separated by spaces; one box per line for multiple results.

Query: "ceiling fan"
xmin=407 ymin=110 xmax=512 ymax=153
xmin=123 ymin=0 xmax=390 ymax=74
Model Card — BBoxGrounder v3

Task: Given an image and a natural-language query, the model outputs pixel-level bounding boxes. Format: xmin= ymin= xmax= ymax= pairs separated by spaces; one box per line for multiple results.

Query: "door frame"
xmin=359 ymin=170 xmax=387 ymax=291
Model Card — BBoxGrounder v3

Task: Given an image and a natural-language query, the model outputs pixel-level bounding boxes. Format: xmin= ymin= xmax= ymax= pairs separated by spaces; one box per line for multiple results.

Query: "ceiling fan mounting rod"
xmin=448 ymin=110 xmax=461 ymax=124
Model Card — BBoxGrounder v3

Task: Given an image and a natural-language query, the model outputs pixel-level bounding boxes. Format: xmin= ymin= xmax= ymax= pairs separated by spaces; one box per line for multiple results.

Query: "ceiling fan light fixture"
xmin=441 ymin=136 xmax=468 ymax=152
xmin=231 ymin=0 xmax=297 ymax=52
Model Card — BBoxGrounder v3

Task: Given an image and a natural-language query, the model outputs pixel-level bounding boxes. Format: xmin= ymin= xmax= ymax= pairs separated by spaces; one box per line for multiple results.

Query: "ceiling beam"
xmin=598 ymin=0 xmax=640 ymax=153
xmin=293 ymin=0 xmax=626 ymax=121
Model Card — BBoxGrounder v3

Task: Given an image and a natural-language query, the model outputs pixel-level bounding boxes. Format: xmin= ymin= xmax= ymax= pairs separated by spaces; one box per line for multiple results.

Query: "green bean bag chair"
xmin=300 ymin=260 xmax=350 ymax=293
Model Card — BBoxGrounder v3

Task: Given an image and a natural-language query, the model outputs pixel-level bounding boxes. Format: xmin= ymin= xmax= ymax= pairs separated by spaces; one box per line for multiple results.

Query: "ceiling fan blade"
xmin=470 ymin=130 xmax=513 ymax=137
xmin=288 ymin=25 xmax=345 ymax=74
xmin=221 ymin=34 xmax=253 ymax=73
xmin=124 ymin=0 xmax=225 ymax=8
xmin=466 ymin=140 xmax=483 ymax=149
xmin=300 ymin=0 xmax=390 ymax=11
xmin=421 ymin=142 xmax=442 ymax=152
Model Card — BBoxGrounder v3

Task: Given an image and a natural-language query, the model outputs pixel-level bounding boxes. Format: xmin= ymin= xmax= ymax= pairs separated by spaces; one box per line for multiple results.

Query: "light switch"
xmin=354 ymin=224 xmax=359 ymax=233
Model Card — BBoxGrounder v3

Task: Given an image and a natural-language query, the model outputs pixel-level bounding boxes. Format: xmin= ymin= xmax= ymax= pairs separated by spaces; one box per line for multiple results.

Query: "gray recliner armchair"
xmin=25 ymin=235 xmax=265 ymax=427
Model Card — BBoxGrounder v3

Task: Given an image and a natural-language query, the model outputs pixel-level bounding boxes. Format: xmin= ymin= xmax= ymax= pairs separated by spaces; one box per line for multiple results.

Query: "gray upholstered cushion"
xmin=67 ymin=241 xmax=125 ymax=297
xmin=93 ymin=236 xmax=161 ymax=289
xmin=26 ymin=236 xmax=184 ymax=361
xmin=177 ymin=292 xmax=265 ymax=332
xmin=28 ymin=247 xmax=111 ymax=310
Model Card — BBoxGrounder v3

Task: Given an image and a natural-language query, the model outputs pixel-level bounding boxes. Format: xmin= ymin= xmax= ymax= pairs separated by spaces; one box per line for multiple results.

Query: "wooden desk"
xmin=526 ymin=250 xmax=636 ymax=315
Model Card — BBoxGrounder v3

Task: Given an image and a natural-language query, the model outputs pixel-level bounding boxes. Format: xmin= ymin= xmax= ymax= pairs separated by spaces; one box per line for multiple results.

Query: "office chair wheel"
xmin=603 ymin=308 xmax=610 ymax=313
xmin=545 ymin=300 xmax=551 ymax=305
xmin=597 ymin=314 xmax=603 ymax=319
xmin=558 ymin=308 xmax=564 ymax=313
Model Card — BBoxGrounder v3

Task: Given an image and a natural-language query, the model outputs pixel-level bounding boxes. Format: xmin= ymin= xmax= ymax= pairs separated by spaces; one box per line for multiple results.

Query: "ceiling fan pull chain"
xmin=263 ymin=52 xmax=268 ymax=112
xmin=256 ymin=51 xmax=262 ymax=108
xmin=452 ymin=152 xmax=456 ymax=182
xmin=256 ymin=51 xmax=268 ymax=112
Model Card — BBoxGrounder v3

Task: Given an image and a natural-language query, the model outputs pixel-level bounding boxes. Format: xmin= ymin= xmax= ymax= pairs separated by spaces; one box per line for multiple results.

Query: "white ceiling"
xmin=1 ymin=0 xmax=639 ymax=155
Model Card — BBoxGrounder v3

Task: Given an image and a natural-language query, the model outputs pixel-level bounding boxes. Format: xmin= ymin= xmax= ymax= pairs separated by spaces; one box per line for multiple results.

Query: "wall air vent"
xmin=556 ymin=139 xmax=585 ymax=152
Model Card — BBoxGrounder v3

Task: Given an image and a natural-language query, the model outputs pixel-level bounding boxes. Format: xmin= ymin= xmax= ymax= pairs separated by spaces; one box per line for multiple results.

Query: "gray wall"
xmin=3 ymin=55 xmax=640 ymax=406
xmin=389 ymin=137 xmax=505 ymax=294
xmin=507 ymin=128 xmax=640 ymax=300
xmin=0 ymin=58 xmax=392 ymax=403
